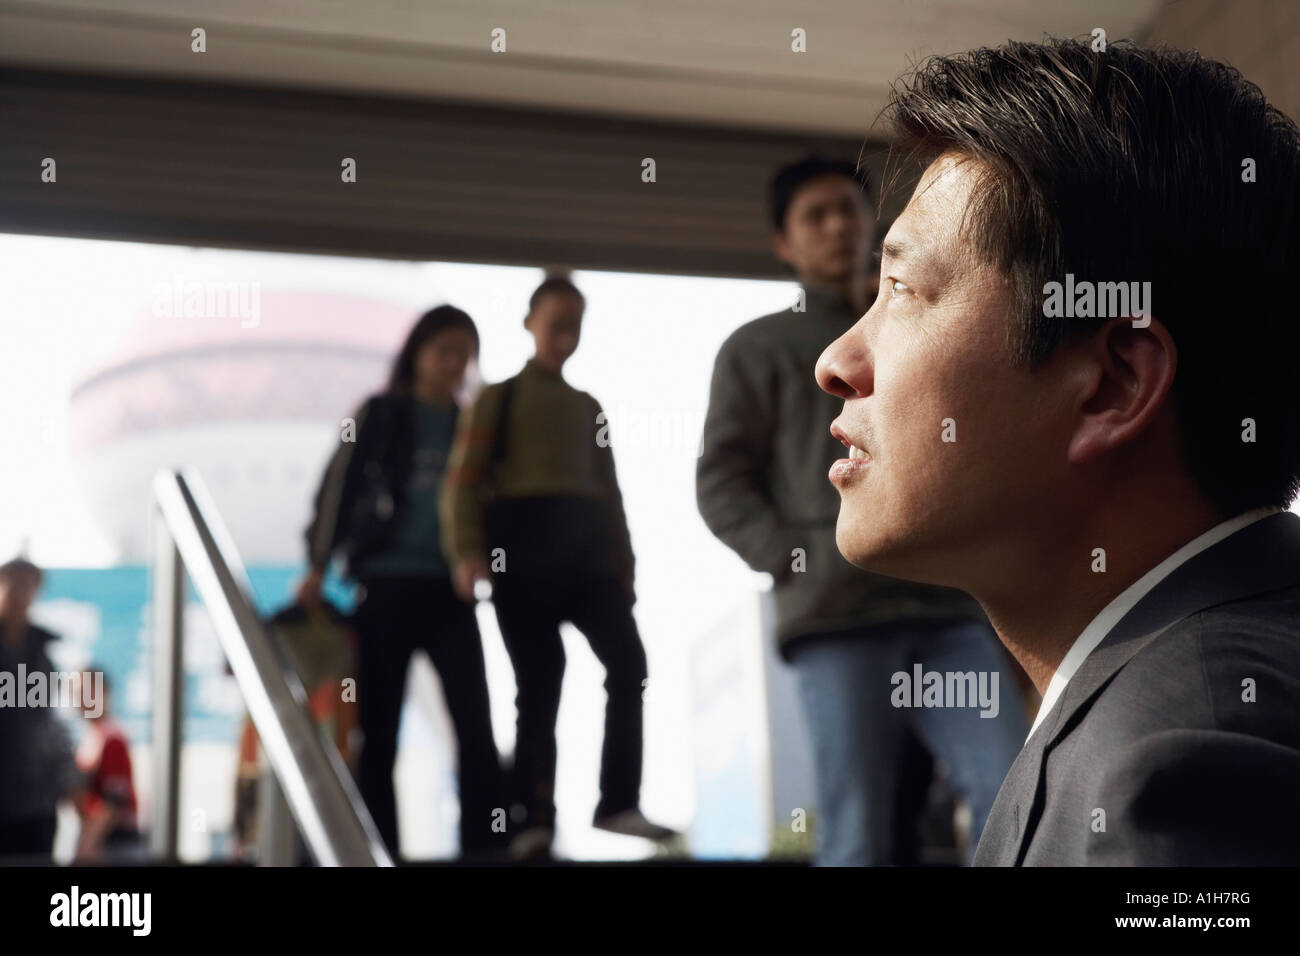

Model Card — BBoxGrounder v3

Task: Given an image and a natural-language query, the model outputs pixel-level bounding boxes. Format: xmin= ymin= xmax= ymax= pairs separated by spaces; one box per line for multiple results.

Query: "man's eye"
xmin=889 ymin=278 xmax=911 ymax=296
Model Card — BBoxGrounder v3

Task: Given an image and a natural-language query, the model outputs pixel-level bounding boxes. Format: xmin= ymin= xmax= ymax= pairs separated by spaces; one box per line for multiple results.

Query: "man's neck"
xmin=527 ymin=355 xmax=566 ymax=376
xmin=974 ymin=489 xmax=1224 ymax=696
xmin=0 ymin=616 xmax=27 ymax=646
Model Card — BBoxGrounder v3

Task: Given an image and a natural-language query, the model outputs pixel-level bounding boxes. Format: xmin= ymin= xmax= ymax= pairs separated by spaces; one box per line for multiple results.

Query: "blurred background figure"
xmin=300 ymin=305 xmax=508 ymax=861
xmin=442 ymin=277 xmax=678 ymax=860
xmin=0 ymin=558 xmax=79 ymax=863
xmin=232 ymin=600 xmax=358 ymax=861
xmin=73 ymin=668 xmax=142 ymax=862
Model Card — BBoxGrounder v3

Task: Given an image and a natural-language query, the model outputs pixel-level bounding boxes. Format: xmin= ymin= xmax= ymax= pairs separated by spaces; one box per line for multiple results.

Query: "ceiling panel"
xmin=0 ymin=0 xmax=1162 ymax=135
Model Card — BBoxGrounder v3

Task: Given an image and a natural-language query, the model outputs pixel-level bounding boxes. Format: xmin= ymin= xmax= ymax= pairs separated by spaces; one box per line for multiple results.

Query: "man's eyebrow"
xmin=881 ymin=234 xmax=952 ymax=290
xmin=881 ymin=237 xmax=911 ymax=264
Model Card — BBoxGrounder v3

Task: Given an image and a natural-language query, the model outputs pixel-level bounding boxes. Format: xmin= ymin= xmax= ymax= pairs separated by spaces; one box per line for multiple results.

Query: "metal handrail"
xmin=150 ymin=468 xmax=392 ymax=866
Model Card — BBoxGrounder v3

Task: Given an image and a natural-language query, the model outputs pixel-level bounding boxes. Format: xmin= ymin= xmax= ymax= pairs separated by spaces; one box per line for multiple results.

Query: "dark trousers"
xmin=487 ymin=497 xmax=648 ymax=830
xmin=353 ymin=575 xmax=506 ymax=857
xmin=0 ymin=815 xmax=56 ymax=863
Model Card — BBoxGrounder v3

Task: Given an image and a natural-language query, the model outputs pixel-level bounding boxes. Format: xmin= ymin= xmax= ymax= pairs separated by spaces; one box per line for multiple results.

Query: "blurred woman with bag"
xmin=299 ymin=305 xmax=505 ymax=861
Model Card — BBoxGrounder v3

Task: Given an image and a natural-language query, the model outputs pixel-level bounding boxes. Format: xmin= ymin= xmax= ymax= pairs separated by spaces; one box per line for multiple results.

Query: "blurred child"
xmin=74 ymin=669 xmax=142 ymax=862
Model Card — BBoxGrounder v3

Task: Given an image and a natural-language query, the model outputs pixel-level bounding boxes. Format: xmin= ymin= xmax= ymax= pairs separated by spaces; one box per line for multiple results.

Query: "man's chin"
xmin=835 ymin=517 xmax=939 ymax=584
xmin=836 ymin=523 xmax=966 ymax=590
xmin=834 ymin=521 xmax=890 ymax=573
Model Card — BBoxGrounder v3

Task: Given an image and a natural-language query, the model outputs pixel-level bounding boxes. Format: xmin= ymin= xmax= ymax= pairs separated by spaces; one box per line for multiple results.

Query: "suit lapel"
xmin=1001 ymin=623 xmax=1172 ymax=864
xmin=974 ymin=707 xmax=1053 ymax=864
xmin=980 ymin=511 xmax=1300 ymax=865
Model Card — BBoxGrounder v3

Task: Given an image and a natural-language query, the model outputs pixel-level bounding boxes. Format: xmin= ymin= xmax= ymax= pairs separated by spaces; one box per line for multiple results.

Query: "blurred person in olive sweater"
xmin=441 ymin=276 xmax=677 ymax=860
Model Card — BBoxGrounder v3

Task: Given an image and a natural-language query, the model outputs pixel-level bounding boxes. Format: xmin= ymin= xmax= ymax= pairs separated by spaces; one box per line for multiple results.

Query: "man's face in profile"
xmin=815 ymin=152 xmax=1073 ymax=589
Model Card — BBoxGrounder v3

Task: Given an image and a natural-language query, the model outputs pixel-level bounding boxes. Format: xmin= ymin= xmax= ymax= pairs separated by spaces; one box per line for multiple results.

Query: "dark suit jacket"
xmin=974 ymin=510 xmax=1300 ymax=865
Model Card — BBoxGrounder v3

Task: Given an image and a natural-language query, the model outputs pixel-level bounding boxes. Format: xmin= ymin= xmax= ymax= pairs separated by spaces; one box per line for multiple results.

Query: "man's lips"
xmin=830 ymin=422 xmax=871 ymax=461
xmin=829 ymin=421 xmax=872 ymax=486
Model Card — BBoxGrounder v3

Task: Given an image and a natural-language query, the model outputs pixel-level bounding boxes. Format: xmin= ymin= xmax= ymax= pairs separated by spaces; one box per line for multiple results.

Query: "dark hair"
xmin=0 ymin=558 xmax=42 ymax=587
xmin=387 ymin=305 xmax=479 ymax=394
xmin=528 ymin=276 xmax=585 ymax=313
xmin=884 ymin=38 xmax=1300 ymax=516
xmin=770 ymin=155 xmax=870 ymax=231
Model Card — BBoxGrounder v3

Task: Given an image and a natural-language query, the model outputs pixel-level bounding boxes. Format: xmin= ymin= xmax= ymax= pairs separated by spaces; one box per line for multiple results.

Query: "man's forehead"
xmin=537 ymin=292 xmax=584 ymax=313
xmin=919 ymin=151 xmax=978 ymax=189
xmin=791 ymin=175 xmax=862 ymax=210
xmin=883 ymin=154 xmax=984 ymax=271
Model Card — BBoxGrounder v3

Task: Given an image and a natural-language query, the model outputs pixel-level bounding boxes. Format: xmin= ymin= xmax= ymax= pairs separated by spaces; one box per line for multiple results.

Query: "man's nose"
xmin=826 ymin=209 xmax=857 ymax=240
xmin=815 ymin=326 xmax=871 ymax=399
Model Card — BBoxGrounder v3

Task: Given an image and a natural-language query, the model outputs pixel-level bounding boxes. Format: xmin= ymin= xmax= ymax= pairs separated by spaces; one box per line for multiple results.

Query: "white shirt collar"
xmin=1025 ymin=505 xmax=1285 ymax=743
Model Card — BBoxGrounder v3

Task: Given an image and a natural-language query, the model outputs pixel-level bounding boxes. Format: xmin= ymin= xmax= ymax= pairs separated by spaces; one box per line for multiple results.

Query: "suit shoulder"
xmin=1194 ymin=583 xmax=1300 ymax=653
xmin=1084 ymin=621 xmax=1216 ymax=742
xmin=1085 ymin=725 xmax=1300 ymax=864
xmin=1192 ymin=591 xmax=1300 ymax=745
xmin=1098 ymin=597 xmax=1300 ymax=746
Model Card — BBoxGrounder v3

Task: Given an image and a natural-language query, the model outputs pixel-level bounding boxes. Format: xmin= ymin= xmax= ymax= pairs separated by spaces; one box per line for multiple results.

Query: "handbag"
xmin=342 ymin=396 xmax=402 ymax=563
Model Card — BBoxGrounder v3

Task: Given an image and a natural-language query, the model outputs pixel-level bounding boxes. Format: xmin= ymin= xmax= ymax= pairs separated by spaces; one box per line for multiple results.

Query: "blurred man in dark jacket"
xmin=697 ymin=157 xmax=1027 ymax=865
xmin=0 ymin=558 xmax=79 ymax=862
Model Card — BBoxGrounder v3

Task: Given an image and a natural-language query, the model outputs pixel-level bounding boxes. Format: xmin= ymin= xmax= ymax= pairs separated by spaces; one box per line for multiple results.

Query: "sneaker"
xmin=592 ymin=808 xmax=679 ymax=841
xmin=508 ymin=826 xmax=554 ymax=861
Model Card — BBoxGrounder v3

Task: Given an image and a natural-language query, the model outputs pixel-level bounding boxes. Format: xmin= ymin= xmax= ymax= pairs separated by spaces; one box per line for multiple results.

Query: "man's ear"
xmin=1067 ymin=316 xmax=1178 ymax=465
xmin=771 ymin=231 xmax=792 ymax=268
